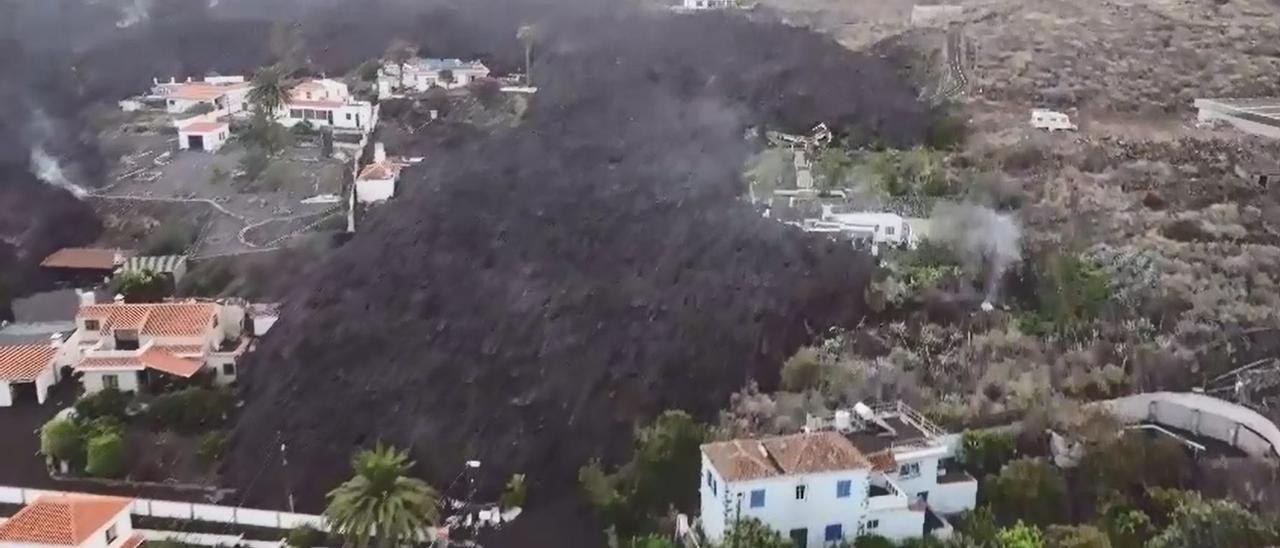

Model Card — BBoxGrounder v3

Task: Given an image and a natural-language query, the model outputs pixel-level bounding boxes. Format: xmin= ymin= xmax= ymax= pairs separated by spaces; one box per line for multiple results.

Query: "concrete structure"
xmin=378 ymin=58 xmax=491 ymax=95
xmin=1235 ymin=159 xmax=1280 ymax=188
xmin=1030 ymin=109 xmax=1077 ymax=131
xmin=280 ymin=79 xmax=375 ymax=134
xmin=246 ymin=303 xmax=280 ymax=337
xmin=798 ymin=206 xmax=918 ymax=256
xmin=678 ymin=0 xmax=735 ymax=10
xmin=0 ymin=493 xmax=141 ymax=548
xmin=910 ymin=4 xmax=964 ymax=27
xmin=176 ymin=120 xmax=229 ymax=152
xmin=71 ymin=300 xmax=249 ymax=393
xmin=1100 ymin=392 xmax=1280 ymax=459
xmin=700 ymin=431 xmax=928 ymax=546
xmin=39 ymin=249 xmax=130 ymax=285
xmin=119 ymin=255 xmax=189 ymax=284
xmin=1195 ymin=98 xmax=1280 ymax=139
xmin=356 ymin=143 xmax=402 ymax=203
xmin=150 ymin=76 xmax=251 ymax=117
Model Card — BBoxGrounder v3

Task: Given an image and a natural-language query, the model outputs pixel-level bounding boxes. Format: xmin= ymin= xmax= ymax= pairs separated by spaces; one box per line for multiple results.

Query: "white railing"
xmin=0 ymin=485 xmax=326 ymax=531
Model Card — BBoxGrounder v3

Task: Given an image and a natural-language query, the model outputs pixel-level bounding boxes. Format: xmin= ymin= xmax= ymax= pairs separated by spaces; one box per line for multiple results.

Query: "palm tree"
xmin=325 ymin=444 xmax=439 ymax=548
xmin=248 ymin=66 xmax=291 ymax=118
xmin=516 ymin=24 xmax=536 ymax=84
xmin=384 ymin=39 xmax=418 ymax=92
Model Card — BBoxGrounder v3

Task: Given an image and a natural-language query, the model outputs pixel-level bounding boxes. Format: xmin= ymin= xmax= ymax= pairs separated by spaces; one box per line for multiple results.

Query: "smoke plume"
xmin=930 ymin=202 xmax=1023 ymax=301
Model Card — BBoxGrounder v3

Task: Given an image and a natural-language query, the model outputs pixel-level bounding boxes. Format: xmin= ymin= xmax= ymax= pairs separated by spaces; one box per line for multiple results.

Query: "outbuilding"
xmin=177 ymin=120 xmax=230 ymax=152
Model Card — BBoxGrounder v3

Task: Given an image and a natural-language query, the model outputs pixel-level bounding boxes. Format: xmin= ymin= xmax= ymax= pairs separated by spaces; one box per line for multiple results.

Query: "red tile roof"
xmin=155 ymin=344 xmax=206 ymax=357
xmin=180 ymin=121 xmax=227 ymax=133
xmin=289 ymin=99 xmax=344 ymax=109
xmin=166 ymin=84 xmax=229 ymax=101
xmin=0 ymin=344 xmax=57 ymax=382
xmin=702 ymin=431 xmax=871 ymax=481
xmin=0 ymin=494 xmax=132 ymax=545
xmin=357 ymin=161 xmax=402 ymax=181
xmin=78 ymin=303 xmax=217 ymax=337
xmin=119 ymin=533 xmax=145 ymax=548
xmin=76 ymin=347 xmax=203 ymax=378
xmin=40 ymin=248 xmax=127 ymax=270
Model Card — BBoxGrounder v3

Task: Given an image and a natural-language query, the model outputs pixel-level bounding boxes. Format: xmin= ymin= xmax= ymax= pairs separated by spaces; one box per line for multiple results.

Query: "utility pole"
xmin=278 ymin=431 xmax=295 ymax=512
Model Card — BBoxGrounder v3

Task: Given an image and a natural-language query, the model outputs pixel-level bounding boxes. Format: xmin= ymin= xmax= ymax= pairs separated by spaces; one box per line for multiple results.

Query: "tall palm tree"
xmin=248 ymin=66 xmax=290 ymax=118
xmin=325 ymin=444 xmax=439 ymax=548
xmin=517 ymin=24 xmax=536 ymax=84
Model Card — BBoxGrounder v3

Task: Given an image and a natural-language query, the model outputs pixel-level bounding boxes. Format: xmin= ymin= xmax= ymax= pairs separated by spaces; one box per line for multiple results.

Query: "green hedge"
xmin=86 ymin=433 xmax=126 ymax=478
xmin=146 ymin=388 xmax=234 ymax=433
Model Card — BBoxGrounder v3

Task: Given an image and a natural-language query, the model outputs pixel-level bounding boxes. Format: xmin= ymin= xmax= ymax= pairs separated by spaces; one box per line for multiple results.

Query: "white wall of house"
xmin=34 ymin=367 xmax=55 ymax=404
xmin=0 ymin=382 xmax=11 ymax=407
xmin=701 ymin=455 xmax=888 ymax=546
xmin=82 ymin=370 xmax=142 ymax=394
xmin=177 ymin=128 xmax=229 ymax=152
xmin=280 ymin=102 xmax=374 ymax=132
xmin=892 ymin=446 xmax=946 ymax=501
xmin=205 ymin=355 xmax=238 ymax=384
xmin=356 ymin=177 xmax=396 ymax=203
xmin=864 ymin=506 xmax=925 ymax=541
xmin=930 ymin=479 xmax=978 ymax=514
xmin=164 ymin=97 xmax=218 ymax=114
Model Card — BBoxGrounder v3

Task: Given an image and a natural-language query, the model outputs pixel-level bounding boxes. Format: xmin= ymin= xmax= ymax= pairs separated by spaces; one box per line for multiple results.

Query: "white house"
xmin=356 ymin=143 xmax=403 ymax=203
xmin=0 ymin=342 xmax=59 ymax=407
xmin=280 ymin=78 xmax=376 ymax=134
xmin=378 ymin=58 xmax=491 ymax=95
xmin=700 ymin=431 xmax=926 ymax=547
xmin=176 ymin=120 xmax=229 ymax=152
xmin=72 ymin=300 xmax=248 ymax=393
xmin=804 ymin=206 xmax=917 ymax=255
xmin=0 ymin=493 xmax=142 ymax=548
xmin=151 ymin=76 xmax=251 ymax=117
xmin=1029 ymin=109 xmax=1077 ymax=131
xmin=679 ymin=0 xmax=736 ymax=10
xmin=805 ymin=402 xmax=979 ymax=516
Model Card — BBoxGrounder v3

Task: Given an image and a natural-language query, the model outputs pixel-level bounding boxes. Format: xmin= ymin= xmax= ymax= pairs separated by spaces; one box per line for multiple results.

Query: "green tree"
xmin=1094 ymin=499 xmax=1151 ymax=548
xmin=384 ymin=39 xmax=417 ymax=91
xmin=997 ymin=522 xmax=1045 ymax=548
xmin=853 ymin=535 xmax=896 ymax=548
xmin=286 ymin=525 xmax=324 ymax=548
xmin=85 ymin=433 xmax=126 ymax=478
xmin=813 ymin=147 xmax=854 ymax=190
xmin=324 ymin=444 xmax=439 ymax=548
xmin=40 ymin=418 xmax=83 ymax=464
xmin=499 ymin=473 xmax=527 ymax=508
xmin=623 ymin=534 xmax=677 ymax=548
xmin=960 ymin=430 xmax=1017 ymax=477
xmin=1044 ymin=525 xmax=1111 ymax=548
xmin=721 ymin=518 xmax=791 ymax=548
xmin=517 ymin=24 xmax=538 ymax=83
xmin=955 ymin=507 xmax=1001 ymax=547
xmin=112 ymin=269 xmax=170 ymax=303
xmin=1147 ymin=498 xmax=1276 ymax=548
xmin=986 ymin=459 xmax=1068 ymax=527
xmin=249 ymin=66 xmax=291 ymax=118
xmin=242 ymin=113 xmax=293 ymax=157
xmin=1020 ymin=252 xmax=1110 ymax=340
xmin=75 ymin=388 xmax=130 ymax=421
xmin=780 ymin=346 xmax=823 ymax=392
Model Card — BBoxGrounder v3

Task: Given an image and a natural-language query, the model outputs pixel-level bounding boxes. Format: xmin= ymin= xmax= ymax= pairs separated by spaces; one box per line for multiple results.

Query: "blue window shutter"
xmin=824 ymin=524 xmax=843 ymax=541
xmin=749 ymin=489 xmax=765 ymax=508
xmin=837 ymin=480 xmax=851 ymax=498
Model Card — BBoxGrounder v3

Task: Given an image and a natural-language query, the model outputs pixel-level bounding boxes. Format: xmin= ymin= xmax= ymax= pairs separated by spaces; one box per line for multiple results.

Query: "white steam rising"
xmin=30 ymin=147 xmax=88 ymax=199
xmin=930 ymin=202 xmax=1022 ymax=303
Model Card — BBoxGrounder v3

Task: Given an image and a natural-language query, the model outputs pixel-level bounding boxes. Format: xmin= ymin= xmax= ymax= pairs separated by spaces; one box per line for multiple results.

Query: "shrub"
xmin=997 ymin=521 xmax=1046 ymax=548
xmin=40 ymin=418 xmax=83 ymax=464
xmin=146 ymin=387 xmax=234 ymax=433
xmin=1045 ymin=524 xmax=1112 ymax=548
xmin=198 ymin=431 xmax=229 ymax=464
xmin=960 ymin=430 xmax=1017 ymax=477
xmin=238 ymin=148 xmax=271 ymax=182
xmin=986 ymin=458 xmax=1068 ymax=526
xmin=75 ymin=388 xmax=130 ymax=422
xmin=469 ymin=77 xmax=503 ymax=107
xmin=1019 ymin=252 xmax=1111 ymax=341
xmin=85 ymin=433 xmax=126 ymax=478
xmin=853 ymin=534 xmax=896 ymax=548
xmin=499 ymin=473 xmax=527 ymax=508
xmin=111 ymin=269 xmax=172 ymax=302
xmin=286 ymin=525 xmax=324 ymax=548
xmin=780 ymin=347 xmax=823 ymax=392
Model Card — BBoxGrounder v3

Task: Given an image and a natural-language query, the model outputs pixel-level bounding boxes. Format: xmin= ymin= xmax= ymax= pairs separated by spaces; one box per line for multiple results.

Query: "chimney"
xmin=76 ymin=289 xmax=96 ymax=306
xmin=373 ymin=142 xmax=387 ymax=163
xmin=114 ymin=294 xmax=125 ymax=304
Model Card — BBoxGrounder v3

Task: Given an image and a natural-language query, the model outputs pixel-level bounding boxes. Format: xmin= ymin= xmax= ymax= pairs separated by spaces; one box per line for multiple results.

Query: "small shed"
xmin=178 ymin=120 xmax=230 ymax=152
xmin=120 ymin=255 xmax=190 ymax=283
xmin=39 ymin=247 xmax=130 ymax=284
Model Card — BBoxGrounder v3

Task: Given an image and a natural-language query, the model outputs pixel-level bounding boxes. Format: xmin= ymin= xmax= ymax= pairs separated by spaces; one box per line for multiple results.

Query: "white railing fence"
xmin=0 ymin=485 xmax=327 ymax=531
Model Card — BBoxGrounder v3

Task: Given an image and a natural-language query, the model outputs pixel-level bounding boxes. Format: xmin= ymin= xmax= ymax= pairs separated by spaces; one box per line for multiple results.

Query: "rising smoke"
xmin=930 ymin=202 xmax=1023 ymax=303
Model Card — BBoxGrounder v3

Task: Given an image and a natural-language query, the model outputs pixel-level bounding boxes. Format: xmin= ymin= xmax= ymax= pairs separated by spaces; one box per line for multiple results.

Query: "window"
xmin=222 ymin=362 xmax=236 ymax=376
xmin=102 ymin=374 xmax=119 ymax=390
xmin=885 ymin=226 xmax=896 ymax=236
xmin=867 ymin=519 xmax=879 ymax=530
xmin=824 ymin=524 xmax=843 ymax=542
xmin=836 ymin=480 xmax=851 ymax=498
xmin=84 ymin=320 xmax=100 ymax=331
xmin=105 ymin=524 xmax=118 ymax=544
xmin=290 ymin=109 xmax=303 ymax=119
xmin=899 ymin=462 xmax=920 ymax=478
xmin=749 ymin=489 xmax=765 ymax=508
xmin=346 ymin=113 xmax=353 ymax=121
xmin=167 ymin=99 xmax=175 ymax=106
xmin=795 ymin=484 xmax=806 ymax=500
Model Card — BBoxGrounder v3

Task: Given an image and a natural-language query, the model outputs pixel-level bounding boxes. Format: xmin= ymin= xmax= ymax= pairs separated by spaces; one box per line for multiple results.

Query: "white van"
xmin=1030 ymin=109 xmax=1078 ymax=131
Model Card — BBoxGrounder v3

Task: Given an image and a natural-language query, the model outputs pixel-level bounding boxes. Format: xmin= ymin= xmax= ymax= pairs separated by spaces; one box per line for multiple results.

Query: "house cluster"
xmin=0 ymin=292 xmax=259 ymax=406
xmin=788 ymin=204 xmax=918 ymax=256
xmin=696 ymin=401 xmax=976 ymax=546
xmin=121 ymin=74 xmax=377 ymax=155
xmin=675 ymin=0 xmax=737 ymax=11
xmin=376 ymin=58 xmax=491 ymax=97
xmin=0 ymin=493 xmax=142 ymax=548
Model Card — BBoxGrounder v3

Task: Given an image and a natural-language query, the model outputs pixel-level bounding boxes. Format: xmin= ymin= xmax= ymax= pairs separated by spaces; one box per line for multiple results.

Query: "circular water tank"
xmin=835 ymin=410 xmax=852 ymax=431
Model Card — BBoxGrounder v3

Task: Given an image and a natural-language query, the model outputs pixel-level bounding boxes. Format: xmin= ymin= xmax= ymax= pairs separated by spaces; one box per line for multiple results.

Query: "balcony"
xmin=866 ymin=472 xmax=909 ymax=512
xmin=83 ymin=339 xmax=152 ymax=359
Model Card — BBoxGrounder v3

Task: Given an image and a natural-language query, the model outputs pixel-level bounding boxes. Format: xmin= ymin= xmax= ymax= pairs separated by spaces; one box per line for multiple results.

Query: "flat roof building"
xmin=1194 ymin=98 xmax=1280 ymax=139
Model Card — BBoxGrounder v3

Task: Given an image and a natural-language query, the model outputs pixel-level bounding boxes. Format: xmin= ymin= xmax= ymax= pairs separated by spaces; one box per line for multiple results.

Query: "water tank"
xmin=854 ymin=401 xmax=876 ymax=422
xmin=834 ymin=410 xmax=852 ymax=431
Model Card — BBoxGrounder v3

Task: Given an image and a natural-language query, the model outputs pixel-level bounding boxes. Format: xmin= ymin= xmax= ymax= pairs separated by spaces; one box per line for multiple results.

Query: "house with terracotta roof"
xmin=0 ymin=493 xmax=141 ymax=548
xmin=149 ymin=76 xmax=252 ymax=117
xmin=279 ymin=79 xmax=375 ymax=135
xmin=0 ymin=342 xmax=60 ymax=407
xmin=699 ymin=431 xmax=927 ymax=546
xmin=356 ymin=143 xmax=406 ymax=203
xmin=40 ymin=249 xmax=131 ymax=285
xmin=176 ymin=119 xmax=230 ymax=152
xmin=71 ymin=300 xmax=248 ymax=394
